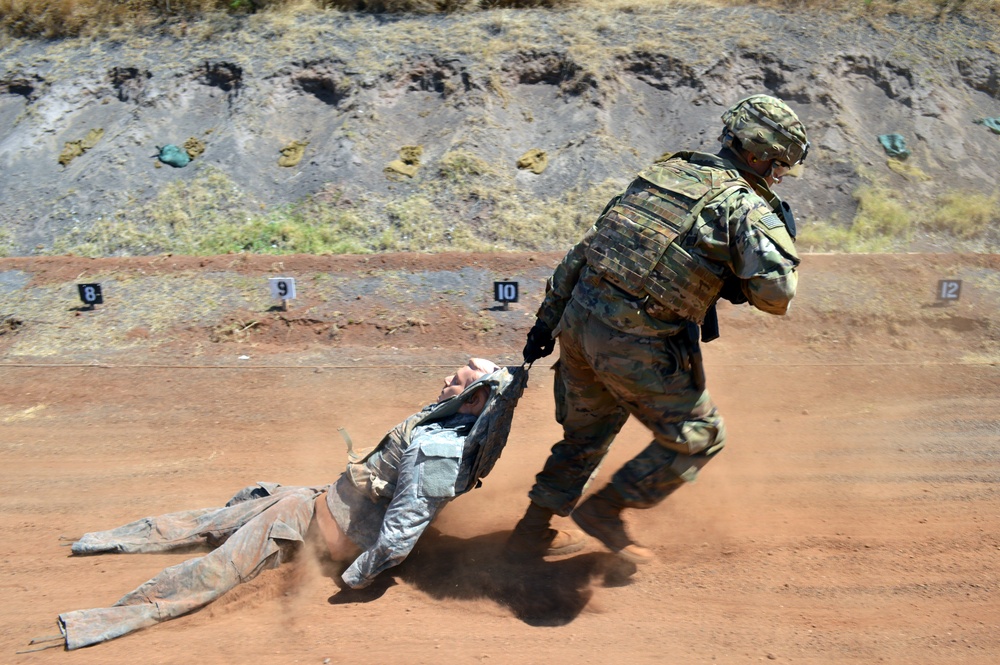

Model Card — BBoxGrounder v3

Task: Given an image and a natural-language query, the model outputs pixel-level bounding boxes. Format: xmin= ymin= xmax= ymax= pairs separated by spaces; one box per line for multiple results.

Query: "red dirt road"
xmin=1 ymin=253 xmax=998 ymax=664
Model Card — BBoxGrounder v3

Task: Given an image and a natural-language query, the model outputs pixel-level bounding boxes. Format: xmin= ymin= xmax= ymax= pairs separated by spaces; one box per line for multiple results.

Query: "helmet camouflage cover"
xmin=721 ymin=94 xmax=809 ymax=166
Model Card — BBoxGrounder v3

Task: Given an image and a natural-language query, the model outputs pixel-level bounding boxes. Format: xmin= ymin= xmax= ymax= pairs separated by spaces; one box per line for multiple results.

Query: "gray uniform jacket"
xmin=332 ymin=410 xmax=479 ymax=588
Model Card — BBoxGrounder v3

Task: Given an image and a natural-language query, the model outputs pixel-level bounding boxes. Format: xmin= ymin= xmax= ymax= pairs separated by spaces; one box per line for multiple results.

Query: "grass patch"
xmin=798 ymin=184 xmax=915 ymax=252
xmin=46 ymin=153 xmax=624 ymax=256
xmin=0 ymin=227 xmax=13 ymax=257
xmin=50 ymin=167 xmax=259 ymax=256
xmin=799 ymin=183 xmax=1000 ymax=252
xmin=438 ymin=150 xmax=496 ymax=182
xmin=885 ymin=158 xmax=931 ymax=182
xmin=925 ymin=190 xmax=1000 ymax=239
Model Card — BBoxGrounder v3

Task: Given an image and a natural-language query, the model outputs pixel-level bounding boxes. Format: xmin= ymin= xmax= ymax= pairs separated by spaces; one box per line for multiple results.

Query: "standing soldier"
xmin=505 ymin=95 xmax=810 ymax=563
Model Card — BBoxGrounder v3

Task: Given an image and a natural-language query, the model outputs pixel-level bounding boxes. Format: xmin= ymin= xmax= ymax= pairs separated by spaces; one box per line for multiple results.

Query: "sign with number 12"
xmin=937 ymin=279 xmax=961 ymax=301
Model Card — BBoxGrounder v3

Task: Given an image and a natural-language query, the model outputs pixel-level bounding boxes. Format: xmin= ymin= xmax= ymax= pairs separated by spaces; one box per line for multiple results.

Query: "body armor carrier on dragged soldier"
xmin=584 ymin=154 xmax=749 ymax=325
xmin=344 ymin=366 xmax=526 ymax=500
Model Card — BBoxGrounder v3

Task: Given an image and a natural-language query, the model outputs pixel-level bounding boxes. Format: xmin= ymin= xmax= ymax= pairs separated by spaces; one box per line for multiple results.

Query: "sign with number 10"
xmin=494 ymin=281 xmax=518 ymax=304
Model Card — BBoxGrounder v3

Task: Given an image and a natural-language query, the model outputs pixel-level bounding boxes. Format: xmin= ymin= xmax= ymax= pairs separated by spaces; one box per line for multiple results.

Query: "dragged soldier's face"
xmin=438 ymin=358 xmax=499 ymax=414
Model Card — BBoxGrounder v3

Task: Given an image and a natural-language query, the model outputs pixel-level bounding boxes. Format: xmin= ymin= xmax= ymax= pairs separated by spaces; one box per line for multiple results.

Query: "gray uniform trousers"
xmin=59 ymin=486 xmax=322 ymax=650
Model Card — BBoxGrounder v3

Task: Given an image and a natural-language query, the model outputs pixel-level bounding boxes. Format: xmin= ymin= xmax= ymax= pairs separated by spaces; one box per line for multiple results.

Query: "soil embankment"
xmin=2 ymin=8 xmax=1000 ymax=255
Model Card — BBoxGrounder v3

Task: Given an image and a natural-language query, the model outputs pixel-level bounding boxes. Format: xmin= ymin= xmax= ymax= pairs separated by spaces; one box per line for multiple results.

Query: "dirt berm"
xmin=1 ymin=252 xmax=998 ymax=366
xmin=1 ymin=7 xmax=1000 ymax=255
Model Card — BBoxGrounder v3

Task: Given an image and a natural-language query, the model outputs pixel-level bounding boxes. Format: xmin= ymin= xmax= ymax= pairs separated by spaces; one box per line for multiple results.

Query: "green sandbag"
xmin=878 ymin=134 xmax=910 ymax=159
xmin=974 ymin=117 xmax=1000 ymax=135
xmin=158 ymin=144 xmax=190 ymax=168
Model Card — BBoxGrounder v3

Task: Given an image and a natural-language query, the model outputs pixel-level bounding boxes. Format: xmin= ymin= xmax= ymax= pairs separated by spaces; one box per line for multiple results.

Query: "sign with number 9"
xmin=269 ymin=277 xmax=297 ymax=300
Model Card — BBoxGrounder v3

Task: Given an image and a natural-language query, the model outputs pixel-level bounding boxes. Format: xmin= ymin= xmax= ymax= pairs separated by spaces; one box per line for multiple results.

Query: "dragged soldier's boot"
xmin=504 ymin=502 xmax=586 ymax=559
xmin=571 ymin=485 xmax=654 ymax=564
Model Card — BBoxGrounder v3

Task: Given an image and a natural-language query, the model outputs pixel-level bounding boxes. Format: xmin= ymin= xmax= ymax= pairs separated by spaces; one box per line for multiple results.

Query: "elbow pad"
xmin=748 ymin=271 xmax=797 ymax=315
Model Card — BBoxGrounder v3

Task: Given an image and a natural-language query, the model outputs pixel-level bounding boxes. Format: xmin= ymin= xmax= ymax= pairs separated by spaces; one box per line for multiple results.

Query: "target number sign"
xmin=494 ymin=281 xmax=518 ymax=304
xmin=77 ymin=283 xmax=103 ymax=306
xmin=937 ymin=279 xmax=961 ymax=302
xmin=269 ymin=277 xmax=296 ymax=300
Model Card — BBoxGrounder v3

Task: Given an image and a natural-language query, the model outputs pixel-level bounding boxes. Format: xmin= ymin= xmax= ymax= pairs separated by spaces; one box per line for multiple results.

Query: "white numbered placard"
xmin=269 ymin=277 xmax=296 ymax=300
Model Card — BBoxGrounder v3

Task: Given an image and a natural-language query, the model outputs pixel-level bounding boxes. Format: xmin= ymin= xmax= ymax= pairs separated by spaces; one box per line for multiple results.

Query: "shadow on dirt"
xmin=328 ymin=530 xmax=635 ymax=626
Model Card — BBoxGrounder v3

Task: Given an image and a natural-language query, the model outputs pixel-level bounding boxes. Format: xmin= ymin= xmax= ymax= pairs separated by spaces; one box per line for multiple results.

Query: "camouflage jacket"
xmin=536 ymin=150 xmax=800 ymax=337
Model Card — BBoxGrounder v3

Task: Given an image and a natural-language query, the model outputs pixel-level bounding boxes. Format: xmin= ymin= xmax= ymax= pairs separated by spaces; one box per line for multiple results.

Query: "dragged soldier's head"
xmin=438 ymin=357 xmax=500 ymax=415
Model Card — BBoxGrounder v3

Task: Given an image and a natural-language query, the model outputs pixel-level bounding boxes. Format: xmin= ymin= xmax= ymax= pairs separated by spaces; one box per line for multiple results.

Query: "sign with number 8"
xmin=77 ymin=283 xmax=103 ymax=306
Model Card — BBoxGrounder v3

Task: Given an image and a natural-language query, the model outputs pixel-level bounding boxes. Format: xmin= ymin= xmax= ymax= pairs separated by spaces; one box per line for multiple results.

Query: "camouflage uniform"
xmin=528 ymin=149 xmax=799 ymax=516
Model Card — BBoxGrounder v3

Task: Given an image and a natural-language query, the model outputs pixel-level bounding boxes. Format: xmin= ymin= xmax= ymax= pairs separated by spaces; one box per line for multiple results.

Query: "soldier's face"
xmin=437 ymin=358 xmax=498 ymax=403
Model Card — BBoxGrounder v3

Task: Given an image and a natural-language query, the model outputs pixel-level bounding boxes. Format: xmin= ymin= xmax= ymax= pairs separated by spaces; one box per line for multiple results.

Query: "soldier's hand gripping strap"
xmin=523 ymin=319 xmax=555 ymax=363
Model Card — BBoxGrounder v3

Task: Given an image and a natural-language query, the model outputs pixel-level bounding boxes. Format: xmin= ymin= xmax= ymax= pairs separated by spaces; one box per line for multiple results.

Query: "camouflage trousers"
xmin=58 ymin=485 xmax=322 ymax=650
xmin=528 ymin=298 xmax=726 ymax=516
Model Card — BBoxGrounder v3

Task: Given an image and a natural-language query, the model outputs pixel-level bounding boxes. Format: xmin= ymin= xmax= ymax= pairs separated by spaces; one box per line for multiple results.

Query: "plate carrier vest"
xmin=585 ymin=154 xmax=748 ymax=324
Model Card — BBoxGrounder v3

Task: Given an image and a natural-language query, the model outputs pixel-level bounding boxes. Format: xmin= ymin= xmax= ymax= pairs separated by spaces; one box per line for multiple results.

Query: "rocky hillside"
xmin=1 ymin=6 xmax=999 ymax=256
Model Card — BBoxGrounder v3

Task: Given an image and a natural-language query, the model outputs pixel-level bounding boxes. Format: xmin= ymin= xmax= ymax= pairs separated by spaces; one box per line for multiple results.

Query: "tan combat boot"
xmin=571 ymin=486 xmax=654 ymax=564
xmin=504 ymin=502 xmax=587 ymax=559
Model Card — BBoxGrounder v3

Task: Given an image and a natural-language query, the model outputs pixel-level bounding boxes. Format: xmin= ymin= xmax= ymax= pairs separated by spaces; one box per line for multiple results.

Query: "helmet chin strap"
xmin=745 ymin=151 xmax=778 ymax=182
xmin=765 ymin=161 xmax=783 ymax=184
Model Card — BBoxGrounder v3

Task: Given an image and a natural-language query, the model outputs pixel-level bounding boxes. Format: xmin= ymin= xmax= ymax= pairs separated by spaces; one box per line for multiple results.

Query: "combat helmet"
xmin=721 ymin=94 xmax=809 ymax=168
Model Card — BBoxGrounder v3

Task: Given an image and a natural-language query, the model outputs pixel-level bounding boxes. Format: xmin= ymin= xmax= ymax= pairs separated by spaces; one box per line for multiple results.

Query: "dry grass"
xmin=2 ymin=0 xmax=998 ymax=38
xmin=926 ymin=191 xmax=1000 ymax=239
xmin=797 ymin=183 xmax=1000 ymax=253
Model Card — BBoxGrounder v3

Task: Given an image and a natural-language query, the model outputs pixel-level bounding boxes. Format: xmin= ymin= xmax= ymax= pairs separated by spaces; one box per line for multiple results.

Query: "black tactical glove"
xmin=719 ymin=275 xmax=748 ymax=305
xmin=522 ymin=320 xmax=556 ymax=364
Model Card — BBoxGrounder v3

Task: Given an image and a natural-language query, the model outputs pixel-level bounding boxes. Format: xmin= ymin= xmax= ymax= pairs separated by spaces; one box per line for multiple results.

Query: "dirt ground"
xmin=1 ymin=252 xmax=999 ymax=664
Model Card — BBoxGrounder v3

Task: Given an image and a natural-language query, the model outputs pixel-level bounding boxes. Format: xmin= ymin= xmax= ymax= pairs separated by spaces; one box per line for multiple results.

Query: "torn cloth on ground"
xmin=158 ymin=144 xmax=190 ymax=167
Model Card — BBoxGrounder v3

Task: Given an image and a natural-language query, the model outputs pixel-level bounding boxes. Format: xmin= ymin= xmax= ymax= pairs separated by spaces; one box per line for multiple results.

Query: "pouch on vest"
xmin=416 ymin=441 xmax=463 ymax=498
xmin=584 ymin=172 xmax=703 ymax=297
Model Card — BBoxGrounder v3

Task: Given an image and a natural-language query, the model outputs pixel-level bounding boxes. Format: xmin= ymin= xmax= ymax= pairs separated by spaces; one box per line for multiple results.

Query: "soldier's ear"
xmin=464 ymin=386 xmax=489 ymax=416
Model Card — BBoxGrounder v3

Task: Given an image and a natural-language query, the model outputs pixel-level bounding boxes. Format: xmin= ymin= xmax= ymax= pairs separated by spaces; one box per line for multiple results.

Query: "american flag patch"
xmin=759 ymin=212 xmax=783 ymax=230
